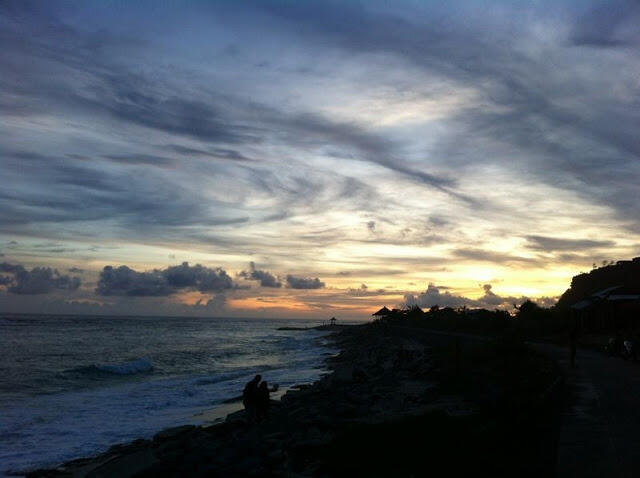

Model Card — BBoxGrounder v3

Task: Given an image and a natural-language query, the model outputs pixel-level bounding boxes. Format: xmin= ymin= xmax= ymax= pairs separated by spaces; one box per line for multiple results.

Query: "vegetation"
xmin=374 ymin=300 xmax=571 ymax=339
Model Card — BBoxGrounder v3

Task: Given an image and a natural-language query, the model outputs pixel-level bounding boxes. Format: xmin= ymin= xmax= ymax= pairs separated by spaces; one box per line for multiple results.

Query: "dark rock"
xmin=153 ymin=425 xmax=196 ymax=441
xmin=86 ymin=449 xmax=159 ymax=478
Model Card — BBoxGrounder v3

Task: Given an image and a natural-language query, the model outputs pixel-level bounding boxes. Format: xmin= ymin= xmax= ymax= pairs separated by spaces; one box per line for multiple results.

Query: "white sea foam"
xmin=0 ymin=316 xmax=339 ymax=477
xmin=94 ymin=358 xmax=154 ymax=375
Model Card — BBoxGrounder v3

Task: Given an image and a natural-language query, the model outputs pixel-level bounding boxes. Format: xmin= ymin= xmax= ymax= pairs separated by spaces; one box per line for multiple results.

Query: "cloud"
xmin=0 ymin=0 xmax=637 ymax=319
xmin=0 ymin=275 xmax=13 ymax=285
xmin=239 ymin=262 xmax=282 ymax=288
xmin=403 ymin=282 xmax=557 ymax=310
xmin=569 ymin=1 xmax=637 ymax=47
xmin=525 ymin=235 xmax=616 ymax=251
xmin=286 ymin=274 xmax=325 ymax=289
xmin=96 ymin=262 xmax=234 ymax=296
xmin=101 ymin=153 xmax=176 ymax=167
xmin=164 ymin=262 xmax=234 ymax=292
xmin=0 ymin=262 xmax=81 ymax=295
xmin=164 ymin=144 xmax=252 ymax=161
xmin=343 ymin=285 xmax=394 ymax=297
xmin=453 ymin=248 xmax=538 ymax=265
xmin=250 ymin=1 xmax=640 ymax=226
xmin=404 ymin=283 xmax=470 ymax=309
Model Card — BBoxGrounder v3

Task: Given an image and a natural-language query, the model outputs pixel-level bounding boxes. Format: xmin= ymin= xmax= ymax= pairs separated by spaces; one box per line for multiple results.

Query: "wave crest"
xmin=72 ymin=358 xmax=154 ymax=376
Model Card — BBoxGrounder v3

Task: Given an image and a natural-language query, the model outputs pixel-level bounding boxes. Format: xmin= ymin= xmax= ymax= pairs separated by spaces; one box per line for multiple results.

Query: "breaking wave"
xmin=71 ymin=358 xmax=154 ymax=376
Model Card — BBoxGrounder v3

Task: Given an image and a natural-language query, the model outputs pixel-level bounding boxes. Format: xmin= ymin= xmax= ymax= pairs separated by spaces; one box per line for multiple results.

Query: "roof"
xmin=571 ymin=285 xmax=640 ymax=309
xmin=571 ymin=299 xmax=593 ymax=310
xmin=372 ymin=306 xmax=391 ymax=316
xmin=608 ymin=294 xmax=640 ymax=301
xmin=591 ymin=285 xmax=623 ymax=298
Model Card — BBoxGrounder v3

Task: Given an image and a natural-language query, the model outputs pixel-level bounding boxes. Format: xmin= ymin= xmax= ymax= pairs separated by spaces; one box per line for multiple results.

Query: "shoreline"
xmin=24 ymin=323 xmax=563 ymax=477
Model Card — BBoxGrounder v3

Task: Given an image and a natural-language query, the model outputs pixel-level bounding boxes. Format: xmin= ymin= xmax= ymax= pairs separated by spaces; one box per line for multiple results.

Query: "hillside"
xmin=556 ymin=257 xmax=640 ymax=309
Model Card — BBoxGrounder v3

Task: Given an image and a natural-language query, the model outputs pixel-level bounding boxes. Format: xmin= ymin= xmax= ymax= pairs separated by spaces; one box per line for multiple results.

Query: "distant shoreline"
xmin=0 ymin=312 xmax=369 ymax=323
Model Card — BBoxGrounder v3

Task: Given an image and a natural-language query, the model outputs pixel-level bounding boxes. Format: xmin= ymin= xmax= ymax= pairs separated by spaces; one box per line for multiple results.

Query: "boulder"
xmin=332 ymin=363 xmax=354 ymax=382
xmin=153 ymin=425 xmax=196 ymax=441
xmin=87 ymin=449 xmax=159 ymax=478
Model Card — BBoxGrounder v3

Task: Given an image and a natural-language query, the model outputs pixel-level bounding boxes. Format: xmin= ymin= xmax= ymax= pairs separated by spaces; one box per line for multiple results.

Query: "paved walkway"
xmin=535 ymin=344 xmax=640 ymax=478
xmin=387 ymin=327 xmax=640 ymax=477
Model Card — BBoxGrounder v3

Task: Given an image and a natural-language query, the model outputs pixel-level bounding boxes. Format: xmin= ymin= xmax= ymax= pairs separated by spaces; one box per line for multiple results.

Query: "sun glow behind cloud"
xmin=1 ymin=0 xmax=640 ymax=318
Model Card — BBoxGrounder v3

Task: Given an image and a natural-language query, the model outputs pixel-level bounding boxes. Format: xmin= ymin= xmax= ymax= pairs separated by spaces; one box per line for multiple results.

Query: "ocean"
xmin=0 ymin=314 xmax=339 ymax=476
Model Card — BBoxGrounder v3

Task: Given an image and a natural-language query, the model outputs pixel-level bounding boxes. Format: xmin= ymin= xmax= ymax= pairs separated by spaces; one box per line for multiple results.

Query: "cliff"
xmin=556 ymin=257 xmax=640 ymax=309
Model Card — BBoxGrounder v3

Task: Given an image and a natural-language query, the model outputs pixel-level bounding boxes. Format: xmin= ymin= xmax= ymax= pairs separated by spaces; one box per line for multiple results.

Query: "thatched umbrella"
xmin=372 ymin=306 xmax=391 ymax=317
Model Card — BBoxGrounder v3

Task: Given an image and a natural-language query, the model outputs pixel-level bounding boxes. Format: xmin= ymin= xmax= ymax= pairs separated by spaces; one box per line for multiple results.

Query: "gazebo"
xmin=372 ymin=306 xmax=391 ymax=318
xmin=330 ymin=317 xmax=337 ymax=326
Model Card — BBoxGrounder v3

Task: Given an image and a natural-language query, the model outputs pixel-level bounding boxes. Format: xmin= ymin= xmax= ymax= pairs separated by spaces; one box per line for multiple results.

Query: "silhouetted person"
xmin=243 ymin=374 xmax=261 ymax=422
xmin=256 ymin=381 xmax=270 ymax=422
xmin=569 ymin=327 xmax=577 ymax=368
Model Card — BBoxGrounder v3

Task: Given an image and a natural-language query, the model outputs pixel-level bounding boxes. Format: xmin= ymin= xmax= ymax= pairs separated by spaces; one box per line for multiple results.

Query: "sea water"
xmin=0 ymin=314 xmax=339 ymax=476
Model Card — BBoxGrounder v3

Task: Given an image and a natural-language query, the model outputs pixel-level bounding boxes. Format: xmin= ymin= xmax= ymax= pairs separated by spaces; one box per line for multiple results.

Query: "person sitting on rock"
xmin=256 ymin=380 xmax=271 ymax=422
xmin=243 ymin=374 xmax=261 ymax=422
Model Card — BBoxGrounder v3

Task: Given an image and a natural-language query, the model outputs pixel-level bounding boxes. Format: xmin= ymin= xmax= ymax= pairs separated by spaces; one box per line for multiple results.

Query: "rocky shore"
xmin=25 ymin=323 xmax=563 ymax=477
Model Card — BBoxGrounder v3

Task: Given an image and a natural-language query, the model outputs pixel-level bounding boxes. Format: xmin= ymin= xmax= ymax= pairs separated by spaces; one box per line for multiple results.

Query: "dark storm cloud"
xmin=239 ymin=262 xmax=282 ymax=288
xmin=0 ymin=262 xmax=81 ymax=295
xmin=525 ymin=235 xmax=616 ymax=252
xmin=96 ymin=262 xmax=234 ymax=296
xmin=286 ymin=275 xmax=325 ymax=289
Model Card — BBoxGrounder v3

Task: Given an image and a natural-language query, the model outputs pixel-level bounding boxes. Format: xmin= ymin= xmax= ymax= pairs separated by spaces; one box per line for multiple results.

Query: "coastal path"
xmin=535 ymin=344 xmax=640 ymax=478
xmin=384 ymin=326 xmax=640 ymax=478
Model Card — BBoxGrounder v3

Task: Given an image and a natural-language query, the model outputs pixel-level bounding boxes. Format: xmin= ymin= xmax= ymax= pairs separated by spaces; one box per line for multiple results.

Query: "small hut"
xmin=330 ymin=317 xmax=337 ymax=326
xmin=372 ymin=306 xmax=391 ymax=319
xmin=571 ymin=286 xmax=640 ymax=331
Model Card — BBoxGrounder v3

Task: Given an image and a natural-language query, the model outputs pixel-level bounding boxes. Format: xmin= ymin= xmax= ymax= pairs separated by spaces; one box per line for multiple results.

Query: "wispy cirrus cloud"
xmin=1 ymin=0 xmax=639 ymax=317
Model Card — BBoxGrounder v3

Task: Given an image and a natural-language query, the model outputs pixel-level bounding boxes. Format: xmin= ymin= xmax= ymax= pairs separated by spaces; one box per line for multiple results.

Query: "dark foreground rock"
xmin=26 ymin=324 xmax=563 ymax=477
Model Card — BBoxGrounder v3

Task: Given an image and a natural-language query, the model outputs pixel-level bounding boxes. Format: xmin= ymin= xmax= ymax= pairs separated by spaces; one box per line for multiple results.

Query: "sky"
xmin=1 ymin=0 xmax=639 ymax=319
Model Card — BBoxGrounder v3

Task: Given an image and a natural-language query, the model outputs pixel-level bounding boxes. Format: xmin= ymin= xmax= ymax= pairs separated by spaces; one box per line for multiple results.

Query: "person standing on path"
xmin=569 ymin=326 xmax=578 ymax=368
